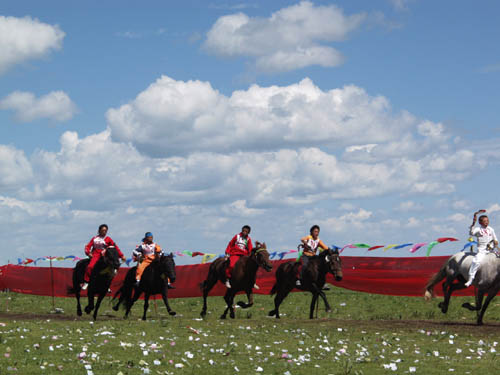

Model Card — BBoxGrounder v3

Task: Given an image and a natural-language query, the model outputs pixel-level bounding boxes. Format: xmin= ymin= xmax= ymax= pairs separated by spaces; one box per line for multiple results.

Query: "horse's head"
xmin=159 ymin=253 xmax=176 ymax=283
xmin=253 ymin=241 xmax=273 ymax=272
xmin=104 ymin=246 xmax=121 ymax=273
xmin=322 ymin=248 xmax=342 ymax=281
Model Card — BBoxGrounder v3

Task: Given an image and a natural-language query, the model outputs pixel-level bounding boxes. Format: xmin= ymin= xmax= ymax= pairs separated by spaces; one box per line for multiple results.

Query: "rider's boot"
xmin=81 ymin=282 xmax=89 ymax=290
xmin=225 ymin=279 xmax=232 ymax=288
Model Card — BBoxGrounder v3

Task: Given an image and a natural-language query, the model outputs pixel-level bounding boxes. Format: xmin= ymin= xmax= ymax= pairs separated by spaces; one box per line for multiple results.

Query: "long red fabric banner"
xmin=0 ymin=256 xmax=474 ymax=298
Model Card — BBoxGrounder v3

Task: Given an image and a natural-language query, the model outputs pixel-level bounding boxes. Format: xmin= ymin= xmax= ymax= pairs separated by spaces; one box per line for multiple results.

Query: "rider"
xmin=132 ymin=232 xmax=162 ymax=287
xmin=465 ymin=212 xmax=498 ymax=287
xmin=296 ymin=225 xmax=329 ymax=287
xmin=225 ymin=225 xmax=253 ymax=289
xmin=82 ymin=224 xmax=125 ymax=290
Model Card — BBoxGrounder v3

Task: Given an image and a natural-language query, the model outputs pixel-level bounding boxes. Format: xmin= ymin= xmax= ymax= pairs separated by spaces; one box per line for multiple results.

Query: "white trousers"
xmin=468 ymin=249 xmax=488 ymax=281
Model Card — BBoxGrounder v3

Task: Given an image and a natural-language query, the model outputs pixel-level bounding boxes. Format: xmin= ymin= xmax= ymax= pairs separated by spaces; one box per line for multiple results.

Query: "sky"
xmin=1 ymin=0 xmax=500 ymax=265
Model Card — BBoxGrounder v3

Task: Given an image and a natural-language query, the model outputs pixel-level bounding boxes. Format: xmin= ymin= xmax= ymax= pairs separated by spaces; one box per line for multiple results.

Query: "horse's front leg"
xmin=84 ymin=290 xmax=95 ymax=315
xmin=309 ymin=292 xmax=319 ymax=319
xmin=142 ymin=293 xmax=150 ymax=321
xmin=462 ymin=289 xmax=484 ymax=312
xmin=161 ymin=288 xmax=176 ymax=316
xmin=477 ymin=287 xmax=499 ymax=325
xmin=200 ymin=275 xmax=217 ymax=317
xmin=237 ymin=289 xmax=254 ymax=309
xmin=93 ymin=293 xmax=106 ymax=321
xmin=318 ymin=290 xmax=331 ymax=313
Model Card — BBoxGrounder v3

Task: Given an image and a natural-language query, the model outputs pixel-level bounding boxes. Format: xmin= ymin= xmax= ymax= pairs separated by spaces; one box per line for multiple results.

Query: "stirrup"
xmin=295 ymin=279 xmax=302 ymax=286
xmin=81 ymin=282 xmax=88 ymax=290
xmin=225 ymin=280 xmax=232 ymax=289
xmin=253 ymin=283 xmax=260 ymax=290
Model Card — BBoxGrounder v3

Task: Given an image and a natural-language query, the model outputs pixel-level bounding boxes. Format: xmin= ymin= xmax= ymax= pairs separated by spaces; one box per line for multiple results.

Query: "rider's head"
xmin=241 ymin=225 xmax=251 ymax=237
xmin=310 ymin=225 xmax=320 ymax=238
xmin=479 ymin=215 xmax=489 ymax=227
xmin=98 ymin=224 xmax=108 ymax=236
xmin=144 ymin=232 xmax=153 ymax=244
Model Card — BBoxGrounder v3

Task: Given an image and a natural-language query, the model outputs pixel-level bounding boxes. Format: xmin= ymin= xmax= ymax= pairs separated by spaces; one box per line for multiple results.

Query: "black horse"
xmin=68 ymin=247 xmax=121 ymax=320
xmin=113 ymin=253 xmax=176 ymax=320
xmin=200 ymin=242 xmax=273 ymax=319
xmin=269 ymin=248 xmax=343 ymax=319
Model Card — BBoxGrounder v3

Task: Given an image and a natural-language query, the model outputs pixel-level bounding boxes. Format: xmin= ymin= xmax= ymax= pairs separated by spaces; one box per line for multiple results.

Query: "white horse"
xmin=424 ymin=250 xmax=500 ymax=325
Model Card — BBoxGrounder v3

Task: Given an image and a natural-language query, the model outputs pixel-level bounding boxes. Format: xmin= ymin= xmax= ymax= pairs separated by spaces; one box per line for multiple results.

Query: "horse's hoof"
xmin=477 ymin=320 xmax=483 ymax=326
xmin=112 ymin=305 xmax=119 ymax=312
xmin=268 ymin=310 xmax=276 ymax=317
xmin=438 ymin=302 xmax=444 ymax=309
xmin=220 ymin=315 xmax=226 ymax=320
xmin=230 ymin=312 xmax=235 ymax=319
xmin=462 ymin=302 xmax=475 ymax=311
xmin=200 ymin=311 xmax=206 ymax=318
xmin=168 ymin=311 xmax=176 ymax=316
xmin=142 ymin=317 xmax=147 ymax=321
xmin=275 ymin=315 xmax=280 ymax=319
xmin=77 ymin=310 xmax=82 ymax=317
xmin=84 ymin=306 xmax=92 ymax=314
xmin=326 ymin=309 xmax=332 ymax=313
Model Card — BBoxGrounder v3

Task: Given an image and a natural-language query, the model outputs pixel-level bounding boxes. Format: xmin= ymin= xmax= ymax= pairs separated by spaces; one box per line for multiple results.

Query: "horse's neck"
xmin=246 ymin=255 xmax=259 ymax=274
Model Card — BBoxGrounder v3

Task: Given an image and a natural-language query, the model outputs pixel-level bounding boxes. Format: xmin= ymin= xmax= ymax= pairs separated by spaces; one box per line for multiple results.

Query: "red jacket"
xmin=85 ymin=235 xmax=124 ymax=258
xmin=225 ymin=233 xmax=253 ymax=256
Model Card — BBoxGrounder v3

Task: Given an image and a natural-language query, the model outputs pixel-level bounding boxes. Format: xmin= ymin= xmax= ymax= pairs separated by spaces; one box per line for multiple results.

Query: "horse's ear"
xmin=169 ymin=252 xmax=174 ymax=258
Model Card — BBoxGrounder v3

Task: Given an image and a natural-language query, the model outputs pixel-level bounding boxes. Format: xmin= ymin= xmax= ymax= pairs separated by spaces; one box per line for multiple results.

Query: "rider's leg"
xmin=465 ymin=250 xmax=486 ymax=287
xmin=83 ymin=250 xmax=102 ymax=285
xmin=225 ymin=255 xmax=239 ymax=288
xmin=296 ymin=255 xmax=309 ymax=286
xmin=135 ymin=256 xmax=153 ymax=285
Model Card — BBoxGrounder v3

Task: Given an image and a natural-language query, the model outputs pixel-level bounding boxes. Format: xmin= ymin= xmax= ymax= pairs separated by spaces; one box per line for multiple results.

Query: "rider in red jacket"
xmin=224 ymin=225 xmax=253 ymax=288
xmin=82 ymin=224 xmax=125 ymax=290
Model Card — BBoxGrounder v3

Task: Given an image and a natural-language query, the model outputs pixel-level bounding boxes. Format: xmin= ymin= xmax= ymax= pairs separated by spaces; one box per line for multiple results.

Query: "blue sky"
xmin=1 ymin=1 xmax=500 ymax=265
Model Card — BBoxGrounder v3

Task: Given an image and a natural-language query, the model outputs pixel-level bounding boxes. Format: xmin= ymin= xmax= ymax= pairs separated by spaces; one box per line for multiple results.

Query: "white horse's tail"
xmin=424 ymin=263 xmax=448 ymax=301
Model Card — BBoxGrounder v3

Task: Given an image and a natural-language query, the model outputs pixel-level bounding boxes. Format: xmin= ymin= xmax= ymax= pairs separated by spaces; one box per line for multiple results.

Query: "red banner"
xmin=0 ymin=256 xmax=474 ymax=298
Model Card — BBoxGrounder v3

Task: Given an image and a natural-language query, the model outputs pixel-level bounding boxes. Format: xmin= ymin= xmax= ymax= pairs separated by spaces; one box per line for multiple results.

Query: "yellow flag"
xmin=201 ymin=254 xmax=216 ymax=264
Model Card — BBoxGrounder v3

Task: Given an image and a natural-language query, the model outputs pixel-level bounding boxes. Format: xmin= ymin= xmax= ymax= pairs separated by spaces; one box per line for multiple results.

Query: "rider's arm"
xmin=84 ymin=237 xmax=95 ymax=256
xmin=132 ymin=245 xmax=142 ymax=261
xmin=492 ymin=228 xmax=498 ymax=246
xmin=247 ymin=237 xmax=253 ymax=254
xmin=108 ymin=238 xmax=125 ymax=259
xmin=226 ymin=235 xmax=236 ymax=255
xmin=318 ymin=240 xmax=329 ymax=251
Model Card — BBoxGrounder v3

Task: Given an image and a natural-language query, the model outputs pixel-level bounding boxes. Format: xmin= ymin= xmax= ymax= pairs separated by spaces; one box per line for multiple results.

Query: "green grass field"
xmin=0 ymin=288 xmax=499 ymax=374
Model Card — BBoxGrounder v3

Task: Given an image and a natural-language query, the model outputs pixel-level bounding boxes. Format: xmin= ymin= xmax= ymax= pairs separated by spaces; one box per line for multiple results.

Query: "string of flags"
xmin=16 ymin=236 xmax=479 ymax=266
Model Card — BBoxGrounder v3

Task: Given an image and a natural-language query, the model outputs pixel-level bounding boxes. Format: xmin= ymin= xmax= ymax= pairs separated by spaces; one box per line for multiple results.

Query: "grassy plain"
xmin=0 ymin=288 xmax=499 ymax=375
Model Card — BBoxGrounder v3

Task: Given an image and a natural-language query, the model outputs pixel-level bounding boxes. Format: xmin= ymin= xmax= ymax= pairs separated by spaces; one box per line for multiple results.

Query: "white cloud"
xmin=0 ymin=15 xmax=64 ymax=74
xmin=0 ymin=145 xmax=33 ymax=189
xmin=487 ymin=203 xmax=500 ymax=214
xmin=397 ymin=200 xmax=422 ymax=211
xmin=204 ymin=1 xmax=365 ymax=72
xmin=107 ymin=75 xmax=436 ymax=158
xmin=321 ymin=208 xmax=372 ymax=233
xmin=0 ymin=91 xmax=77 ymax=122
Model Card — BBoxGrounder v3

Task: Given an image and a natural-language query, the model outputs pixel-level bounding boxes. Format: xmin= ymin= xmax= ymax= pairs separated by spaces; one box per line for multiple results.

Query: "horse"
xmin=200 ymin=241 xmax=273 ymax=319
xmin=424 ymin=250 xmax=500 ymax=325
xmin=68 ymin=246 xmax=121 ymax=320
xmin=269 ymin=248 xmax=343 ymax=319
xmin=113 ymin=253 xmax=176 ymax=320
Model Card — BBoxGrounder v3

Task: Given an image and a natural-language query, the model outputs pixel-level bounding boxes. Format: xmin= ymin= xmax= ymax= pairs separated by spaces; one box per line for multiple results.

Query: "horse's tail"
xmin=424 ymin=262 xmax=448 ymax=301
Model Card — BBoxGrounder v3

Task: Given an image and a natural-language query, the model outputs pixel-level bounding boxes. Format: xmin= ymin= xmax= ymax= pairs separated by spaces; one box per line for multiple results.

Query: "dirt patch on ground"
xmin=0 ymin=312 xmax=121 ymax=321
xmin=1 ymin=311 xmax=499 ymax=335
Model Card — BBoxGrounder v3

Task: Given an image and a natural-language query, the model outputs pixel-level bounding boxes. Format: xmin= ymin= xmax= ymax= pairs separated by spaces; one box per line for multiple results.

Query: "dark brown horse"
xmin=269 ymin=248 xmax=342 ymax=319
xmin=68 ymin=247 xmax=121 ymax=320
xmin=200 ymin=241 xmax=273 ymax=319
xmin=113 ymin=253 xmax=176 ymax=320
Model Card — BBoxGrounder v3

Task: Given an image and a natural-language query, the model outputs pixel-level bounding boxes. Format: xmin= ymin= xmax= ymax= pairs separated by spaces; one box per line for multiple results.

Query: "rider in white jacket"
xmin=465 ymin=211 xmax=498 ymax=287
